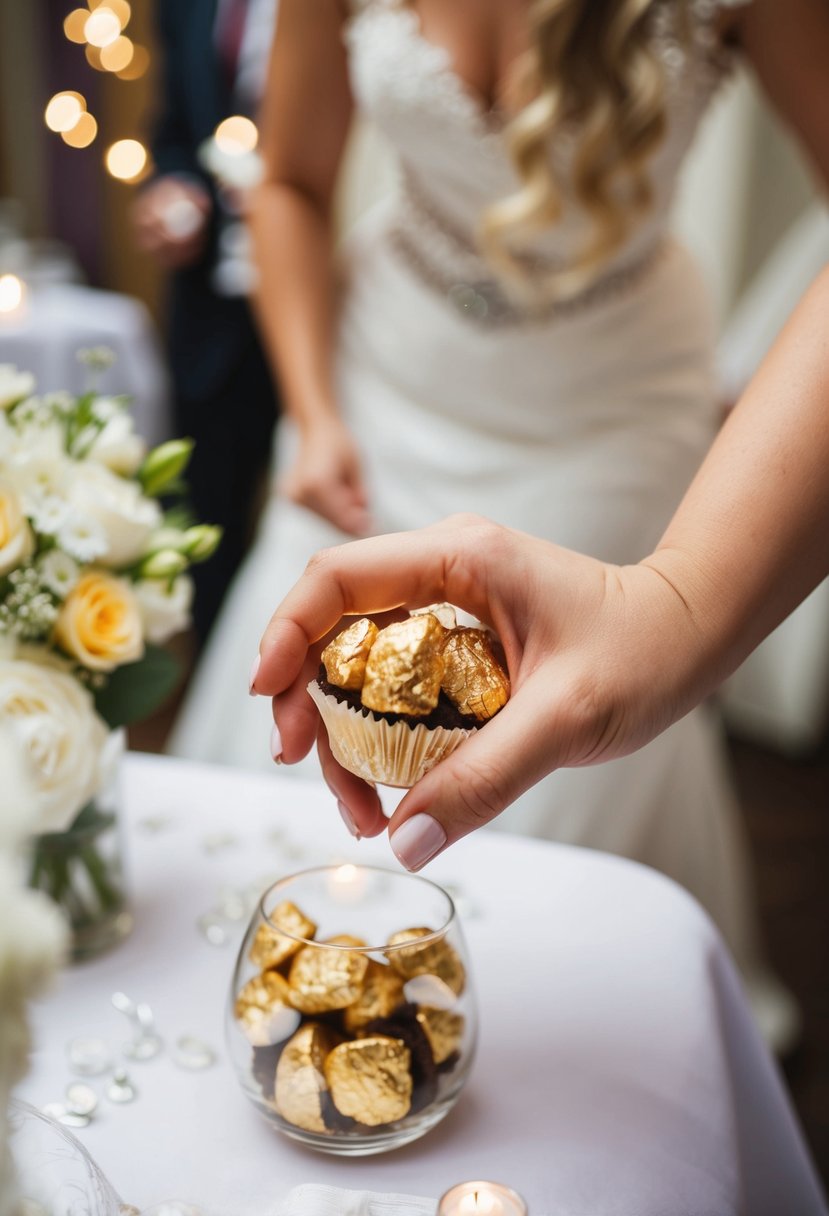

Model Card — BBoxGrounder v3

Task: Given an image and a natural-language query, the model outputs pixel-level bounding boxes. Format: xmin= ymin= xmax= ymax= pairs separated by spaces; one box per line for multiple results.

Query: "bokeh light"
xmin=0 ymin=275 xmax=24 ymax=314
xmin=107 ymin=0 xmax=132 ymax=26
xmin=85 ymin=44 xmax=106 ymax=71
xmin=105 ymin=139 xmax=148 ymax=181
xmin=84 ymin=6 xmax=122 ymax=48
xmin=63 ymin=8 xmax=90 ymax=43
xmin=116 ymin=43 xmax=149 ymax=80
xmin=100 ymin=35 xmax=134 ymax=72
xmin=214 ymin=116 xmax=258 ymax=155
xmin=61 ymin=112 xmax=98 ymax=149
xmin=44 ymin=91 xmax=86 ymax=133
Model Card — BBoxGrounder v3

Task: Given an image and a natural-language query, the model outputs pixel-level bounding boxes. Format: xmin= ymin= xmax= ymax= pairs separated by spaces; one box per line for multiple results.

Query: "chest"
xmin=407 ymin=0 xmax=530 ymax=114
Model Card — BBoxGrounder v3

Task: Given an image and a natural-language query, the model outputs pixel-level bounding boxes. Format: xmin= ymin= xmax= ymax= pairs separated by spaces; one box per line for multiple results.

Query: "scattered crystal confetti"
xmin=137 ymin=814 xmax=174 ymax=833
xmin=113 ymin=993 xmax=164 ymax=1060
xmin=66 ymin=1036 xmax=113 ymax=1077
xmin=217 ymin=887 xmax=247 ymax=921
xmin=106 ymin=1068 xmax=137 ymax=1103
xmin=172 ymin=1035 xmax=216 ymax=1070
xmin=202 ymin=832 xmax=238 ymax=855
xmin=197 ymin=913 xmax=229 ymax=947
xmin=65 ymin=1082 xmax=98 ymax=1116
xmin=41 ymin=1101 xmax=91 ymax=1129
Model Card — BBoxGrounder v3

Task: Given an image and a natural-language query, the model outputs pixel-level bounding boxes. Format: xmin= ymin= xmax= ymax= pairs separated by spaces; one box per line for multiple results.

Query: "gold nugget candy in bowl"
xmin=226 ymin=864 xmax=478 ymax=1155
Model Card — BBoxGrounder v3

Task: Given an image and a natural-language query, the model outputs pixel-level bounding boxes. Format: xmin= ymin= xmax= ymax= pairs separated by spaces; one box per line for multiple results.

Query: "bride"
xmin=169 ymin=0 xmax=829 ymax=1049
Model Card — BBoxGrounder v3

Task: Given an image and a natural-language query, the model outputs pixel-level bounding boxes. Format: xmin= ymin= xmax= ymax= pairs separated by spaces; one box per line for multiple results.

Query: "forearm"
xmin=248 ymin=183 xmax=340 ymax=430
xmin=645 ymin=266 xmax=829 ymax=697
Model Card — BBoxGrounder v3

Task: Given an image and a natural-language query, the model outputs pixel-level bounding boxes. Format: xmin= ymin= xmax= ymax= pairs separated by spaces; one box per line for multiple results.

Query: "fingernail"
xmin=270 ymin=722 xmax=282 ymax=764
xmin=248 ymin=655 xmax=260 ymax=696
xmin=390 ymin=814 xmax=447 ymax=872
xmin=337 ymin=800 xmax=361 ymax=840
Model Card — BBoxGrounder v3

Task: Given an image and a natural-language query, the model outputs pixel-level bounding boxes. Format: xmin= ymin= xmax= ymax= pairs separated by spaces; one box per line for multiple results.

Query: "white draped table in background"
xmin=20 ymin=755 xmax=827 ymax=1216
xmin=0 ymin=282 xmax=170 ymax=446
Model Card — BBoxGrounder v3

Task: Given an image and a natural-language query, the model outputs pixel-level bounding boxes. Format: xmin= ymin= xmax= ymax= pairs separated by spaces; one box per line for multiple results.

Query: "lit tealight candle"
xmin=438 ymin=1182 xmax=528 ymax=1216
xmin=327 ymin=862 xmax=367 ymax=905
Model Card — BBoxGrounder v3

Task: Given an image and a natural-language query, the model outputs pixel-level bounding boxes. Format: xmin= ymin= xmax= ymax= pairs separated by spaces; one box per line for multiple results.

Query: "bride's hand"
xmin=253 ymin=514 xmax=708 ymax=869
xmin=279 ymin=417 xmax=374 ymax=538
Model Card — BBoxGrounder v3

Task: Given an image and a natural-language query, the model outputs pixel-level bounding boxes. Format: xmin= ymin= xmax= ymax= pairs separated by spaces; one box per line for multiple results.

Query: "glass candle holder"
xmin=226 ymin=863 xmax=478 ymax=1156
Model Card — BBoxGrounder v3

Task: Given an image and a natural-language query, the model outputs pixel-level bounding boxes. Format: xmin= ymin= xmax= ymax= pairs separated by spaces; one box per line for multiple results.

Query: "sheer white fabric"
xmin=168 ymin=0 xmax=796 ymax=1042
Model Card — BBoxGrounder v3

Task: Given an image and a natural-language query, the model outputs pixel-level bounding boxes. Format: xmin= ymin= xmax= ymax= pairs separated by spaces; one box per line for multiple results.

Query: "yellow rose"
xmin=54 ymin=570 xmax=144 ymax=671
xmin=0 ymin=479 xmax=34 ymax=576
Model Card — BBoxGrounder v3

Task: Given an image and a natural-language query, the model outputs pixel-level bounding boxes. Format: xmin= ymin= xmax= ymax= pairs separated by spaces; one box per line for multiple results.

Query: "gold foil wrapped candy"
xmin=342 ymin=960 xmax=406 ymax=1033
xmin=288 ymin=939 xmax=370 ymax=1014
xmin=249 ymin=901 xmax=317 ymax=971
xmin=440 ymin=627 xmax=510 ymax=721
xmin=324 ymin=1036 xmax=413 ymax=1126
xmin=274 ymin=1022 xmax=340 ymax=1133
xmin=361 ymin=615 xmax=446 ymax=716
xmin=416 ymin=1007 xmax=465 ymax=1066
xmin=234 ymin=970 xmax=300 ymax=1047
xmin=386 ymin=927 xmax=466 ymax=997
xmin=321 ymin=618 xmax=378 ymax=690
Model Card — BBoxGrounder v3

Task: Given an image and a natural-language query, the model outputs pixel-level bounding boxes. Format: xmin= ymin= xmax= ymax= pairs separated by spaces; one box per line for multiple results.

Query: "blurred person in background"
xmin=132 ymin=0 xmax=280 ymax=647
xmin=170 ymin=0 xmax=829 ymax=1052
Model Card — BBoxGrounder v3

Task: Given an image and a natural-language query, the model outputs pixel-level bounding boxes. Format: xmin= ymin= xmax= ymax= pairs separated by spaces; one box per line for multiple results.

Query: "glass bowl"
xmin=225 ymin=863 xmax=478 ymax=1156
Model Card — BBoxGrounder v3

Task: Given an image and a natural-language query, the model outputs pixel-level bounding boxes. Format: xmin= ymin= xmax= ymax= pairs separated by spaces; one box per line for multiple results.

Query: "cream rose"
xmin=134 ymin=574 xmax=193 ymax=643
xmin=0 ymin=659 xmax=110 ymax=832
xmin=86 ymin=409 xmax=147 ymax=476
xmin=54 ymin=570 xmax=144 ymax=672
xmin=67 ymin=462 xmax=161 ymax=567
xmin=0 ymin=479 xmax=34 ymax=576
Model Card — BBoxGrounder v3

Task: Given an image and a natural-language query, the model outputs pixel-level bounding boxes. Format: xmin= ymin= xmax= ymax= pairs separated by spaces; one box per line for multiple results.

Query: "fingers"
xmin=316 ymin=726 xmax=387 ymax=839
xmin=255 ymin=516 xmax=502 ymax=696
xmin=385 ymin=669 xmax=577 ymax=870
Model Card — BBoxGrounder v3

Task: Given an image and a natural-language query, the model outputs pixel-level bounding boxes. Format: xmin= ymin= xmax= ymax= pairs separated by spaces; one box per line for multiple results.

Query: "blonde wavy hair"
xmin=480 ymin=0 xmax=678 ymax=302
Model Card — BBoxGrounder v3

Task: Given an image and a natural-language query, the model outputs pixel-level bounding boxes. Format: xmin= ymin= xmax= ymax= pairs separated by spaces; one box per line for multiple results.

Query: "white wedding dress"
xmin=169 ymin=0 xmax=797 ymax=1046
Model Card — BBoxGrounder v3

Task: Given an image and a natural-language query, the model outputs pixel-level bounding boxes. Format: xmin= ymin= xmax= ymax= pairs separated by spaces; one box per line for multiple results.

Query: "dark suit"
xmin=151 ymin=0 xmax=279 ymax=646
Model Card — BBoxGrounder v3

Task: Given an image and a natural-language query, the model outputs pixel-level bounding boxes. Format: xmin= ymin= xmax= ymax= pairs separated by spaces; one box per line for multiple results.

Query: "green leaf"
xmin=93 ymin=644 xmax=182 ymax=729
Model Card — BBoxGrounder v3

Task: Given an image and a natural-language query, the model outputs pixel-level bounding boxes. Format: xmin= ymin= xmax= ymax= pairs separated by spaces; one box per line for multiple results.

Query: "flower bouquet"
xmin=0 ymin=354 xmax=221 ymax=959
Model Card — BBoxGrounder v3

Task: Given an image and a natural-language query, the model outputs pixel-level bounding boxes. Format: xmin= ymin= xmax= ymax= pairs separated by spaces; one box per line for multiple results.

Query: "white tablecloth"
xmin=20 ymin=755 xmax=827 ymax=1216
xmin=0 ymin=283 xmax=171 ymax=447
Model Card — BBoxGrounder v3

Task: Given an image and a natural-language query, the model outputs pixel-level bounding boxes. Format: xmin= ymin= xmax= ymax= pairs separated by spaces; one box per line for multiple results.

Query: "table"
xmin=21 ymin=755 xmax=827 ymax=1216
xmin=0 ymin=282 xmax=171 ymax=448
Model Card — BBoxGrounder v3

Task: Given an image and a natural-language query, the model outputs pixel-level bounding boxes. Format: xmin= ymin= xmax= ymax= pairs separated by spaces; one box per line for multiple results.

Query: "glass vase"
xmin=27 ymin=730 xmax=132 ymax=962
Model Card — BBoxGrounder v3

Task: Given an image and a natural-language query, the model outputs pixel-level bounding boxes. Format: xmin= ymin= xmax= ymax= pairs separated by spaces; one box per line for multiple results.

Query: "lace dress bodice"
xmin=344 ymin=0 xmax=751 ymax=323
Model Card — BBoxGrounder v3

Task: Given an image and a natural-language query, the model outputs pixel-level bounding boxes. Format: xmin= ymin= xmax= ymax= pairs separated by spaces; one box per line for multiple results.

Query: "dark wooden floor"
xmin=130 ymin=658 xmax=829 ymax=1187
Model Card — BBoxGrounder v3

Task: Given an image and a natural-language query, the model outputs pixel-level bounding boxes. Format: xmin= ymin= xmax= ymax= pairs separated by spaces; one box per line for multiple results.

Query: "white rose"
xmin=0 ymin=479 xmax=34 ymax=576
xmin=134 ymin=574 xmax=194 ymax=643
xmin=86 ymin=410 xmax=147 ymax=476
xmin=0 ymin=365 xmax=35 ymax=410
xmin=0 ymin=659 xmax=109 ymax=833
xmin=67 ymin=462 xmax=162 ymax=568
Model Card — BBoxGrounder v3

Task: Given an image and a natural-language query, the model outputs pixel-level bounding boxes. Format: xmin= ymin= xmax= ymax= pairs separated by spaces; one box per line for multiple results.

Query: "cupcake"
xmin=307 ymin=604 xmax=510 ymax=787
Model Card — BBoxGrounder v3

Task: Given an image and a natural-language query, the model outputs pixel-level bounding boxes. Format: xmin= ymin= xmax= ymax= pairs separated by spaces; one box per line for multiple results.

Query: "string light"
xmin=214 ymin=116 xmax=258 ymax=155
xmin=116 ymin=43 xmax=149 ymax=80
xmin=100 ymin=35 xmax=134 ymax=72
xmin=105 ymin=139 xmax=148 ymax=181
xmin=44 ymin=91 xmax=86 ymax=133
xmin=0 ymin=275 xmax=24 ymax=315
xmin=61 ymin=112 xmax=98 ymax=149
xmin=106 ymin=0 xmax=132 ymax=26
xmin=85 ymin=44 xmax=106 ymax=71
xmin=63 ymin=8 xmax=90 ymax=43
xmin=84 ymin=6 xmax=122 ymax=48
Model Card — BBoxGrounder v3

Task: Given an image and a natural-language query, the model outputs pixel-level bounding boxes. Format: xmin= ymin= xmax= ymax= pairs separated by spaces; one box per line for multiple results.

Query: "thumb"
xmin=386 ymin=670 xmax=574 ymax=871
